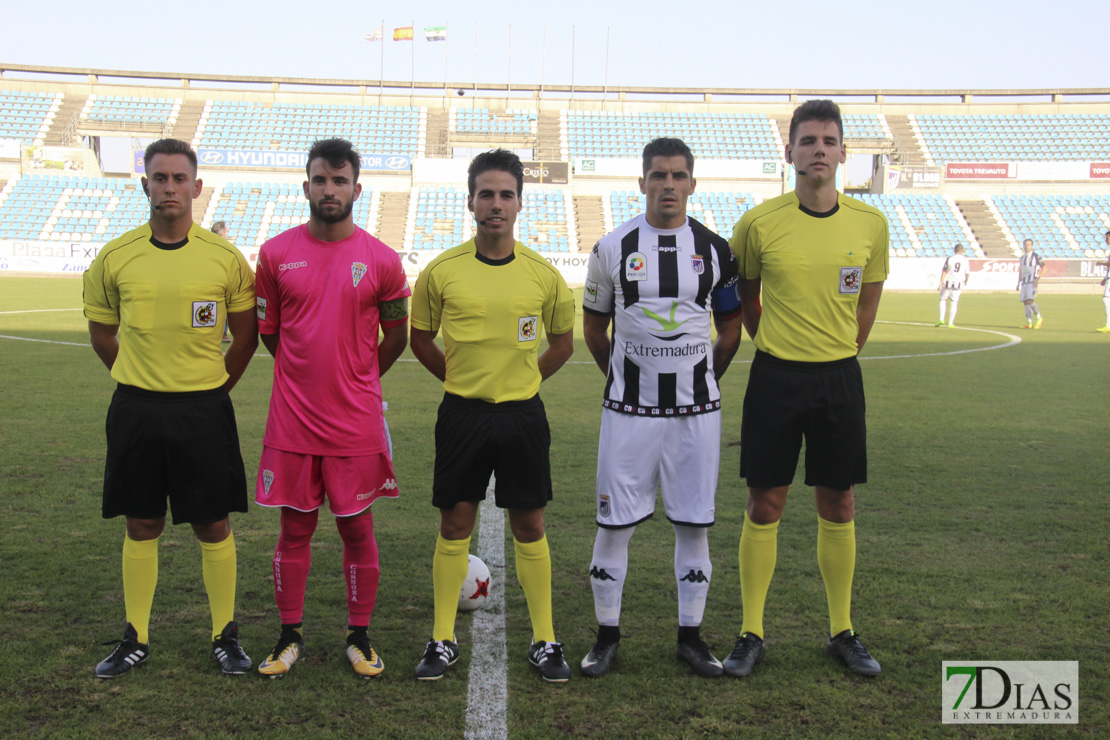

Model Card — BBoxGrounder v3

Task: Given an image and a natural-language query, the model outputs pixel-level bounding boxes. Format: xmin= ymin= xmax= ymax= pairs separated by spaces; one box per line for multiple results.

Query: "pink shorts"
xmin=255 ymin=445 xmax=399 ymax=517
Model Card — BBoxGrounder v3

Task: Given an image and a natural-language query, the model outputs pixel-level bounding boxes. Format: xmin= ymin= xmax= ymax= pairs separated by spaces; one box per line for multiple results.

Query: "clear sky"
xmin=1 ymin=0 xmax=1106 ymax=92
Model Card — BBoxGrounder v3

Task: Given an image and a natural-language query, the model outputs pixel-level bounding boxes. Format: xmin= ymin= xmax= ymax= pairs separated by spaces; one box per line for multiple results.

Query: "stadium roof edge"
xmin=3 ymin=62 xmax=1110 ymax=103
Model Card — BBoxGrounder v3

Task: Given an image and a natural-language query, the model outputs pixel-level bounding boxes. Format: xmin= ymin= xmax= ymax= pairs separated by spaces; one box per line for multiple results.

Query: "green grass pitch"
xmin=1 ymin=275 xmax=1106 ymax=738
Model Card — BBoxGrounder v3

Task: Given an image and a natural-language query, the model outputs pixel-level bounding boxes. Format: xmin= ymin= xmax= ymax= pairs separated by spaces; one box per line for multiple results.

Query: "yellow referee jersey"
xmin=411 ymin=239 xmax=575 ymax=403
xmin=83 ymin=222 xmax=255 ymax=392
xmin=730 ymin=192 xmax=889 ymax=363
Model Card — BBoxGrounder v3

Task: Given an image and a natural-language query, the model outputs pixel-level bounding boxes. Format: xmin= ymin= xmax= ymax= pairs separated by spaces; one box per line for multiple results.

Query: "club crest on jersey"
xmin=192 ymin=301 xmax=217 ymax=328
xmin=351 ymin=262 xmax=367 ymax=287
xmin=839 ymin=266 xmax=863 ymax=294
xmin=262 ymin=469 xmax=274 ymax=495
xmin=625 ymin=252 xmax=647 ymax=282
xmin=690 ymin=255 xmax=705 ymax=275
xmin=599 ymin=494 xmax=611 ymax=518
xmin=518 ymin=316 xmax=538 ymax=342
xmin=256 ymin=296 xmax=267 ymax=321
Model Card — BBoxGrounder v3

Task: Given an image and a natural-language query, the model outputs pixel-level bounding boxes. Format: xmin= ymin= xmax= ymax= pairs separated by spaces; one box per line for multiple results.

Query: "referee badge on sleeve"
xmin=839 ymin=267 xmax=862 ymax=295
xmin=192 ymin=301 xmax=218 ymax=327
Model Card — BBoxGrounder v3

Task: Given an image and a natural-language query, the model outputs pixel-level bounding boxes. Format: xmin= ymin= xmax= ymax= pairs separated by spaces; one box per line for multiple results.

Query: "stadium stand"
xmin=858 ymin=194 xmax=981 ymax=258
xmin=842 ymin=113 xmax=892 ymax=143
xmin=407 ymin=185 xmax=471 ymax=251
xmin=912 ymin=114 xmax=1110 ymax=164
xmin=0 ymin=173 xmax=147 ymax=241
xmin=81 ymin=94 xmax=179 ymax=128
xmin=203 ymin=181 xmax=375 ymax=248
xmin=562 ymin=111 xmax=781 ymax=160
xmin=450 ymin=108 xmax=537 ymax=136
xmin=194 ymin=101 xmax=426 ymax=156
xmin=989 ymin=195 xmax=1110 ymax=258
xmin=0 ymin=91 xmax=62 ymax=146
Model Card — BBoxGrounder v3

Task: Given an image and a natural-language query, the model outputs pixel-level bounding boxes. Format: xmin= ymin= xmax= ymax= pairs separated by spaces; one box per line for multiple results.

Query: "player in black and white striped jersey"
xmin=580 ymin=138 xmax=743 ymax=678
xmin=936 ymin=243 xmax=969 ymax=328
xmin=1018 ymin=238 xmax=1045 ymax=329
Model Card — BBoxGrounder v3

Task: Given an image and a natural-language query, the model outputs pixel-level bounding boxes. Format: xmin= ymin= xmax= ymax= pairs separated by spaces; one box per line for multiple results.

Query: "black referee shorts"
xmin=102 ymin=384 xmax=249 ymax=525
xmin=432 ymin=392 xmax=553 ymax=510
xmin=740 ymin=351 xmax=867 ymax=491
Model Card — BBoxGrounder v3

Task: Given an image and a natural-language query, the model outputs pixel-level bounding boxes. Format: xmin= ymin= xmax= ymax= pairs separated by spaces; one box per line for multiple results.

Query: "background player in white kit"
xmin=1017 ymin=238 xmax=1044 ymax=329
xmin=1098 ymin=231 xmax=1110 ymax=333
xmin=580 ymin=137 xmax=743 ymax=678
xmin=936 ymin=244 xmax=969 ymax=328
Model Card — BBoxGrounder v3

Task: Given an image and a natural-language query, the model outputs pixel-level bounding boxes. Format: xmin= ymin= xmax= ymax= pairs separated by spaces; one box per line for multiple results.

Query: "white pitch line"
xmin=0 ymin=334 xmax=89 ymax=347
xmin=859 ymin=321 xmax=1022 ymax=360
xmin=465 ymin=482 xmax=508 ymax=740
xmin=0 ymin=308 xmax=82 ymax=315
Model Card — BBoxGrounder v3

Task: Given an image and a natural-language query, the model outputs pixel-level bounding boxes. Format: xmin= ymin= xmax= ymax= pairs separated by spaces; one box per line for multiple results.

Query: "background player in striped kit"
xmin=580 ymin=137 xmax=743 ymax=678
xmin=1018 ymin=238 xmax=1045 ymax=329
xmin=936 ymin=243 xmax=969 ymax=328
xmin=1098 ymin=231 xmax=1110 ymax=332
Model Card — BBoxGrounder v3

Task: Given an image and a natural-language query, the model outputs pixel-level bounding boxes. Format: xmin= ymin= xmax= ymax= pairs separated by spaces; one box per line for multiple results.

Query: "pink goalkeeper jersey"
xmin=256 ymin=224 xmax=410 ymax=456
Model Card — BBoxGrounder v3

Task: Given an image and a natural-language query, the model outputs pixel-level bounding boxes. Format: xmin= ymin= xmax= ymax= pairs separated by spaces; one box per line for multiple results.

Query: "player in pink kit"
xmin=253 ymin=139 xmax=410 ymax=678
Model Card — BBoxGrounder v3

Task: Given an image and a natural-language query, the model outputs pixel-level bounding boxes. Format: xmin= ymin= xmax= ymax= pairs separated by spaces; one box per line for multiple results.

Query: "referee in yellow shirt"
xmin=725 ymin=100 xmax=888 ymax=678
xmin=410 ymin=149 xmax=576 ymax=683
xmin=84 ymin=139 xmax=258 ymax=677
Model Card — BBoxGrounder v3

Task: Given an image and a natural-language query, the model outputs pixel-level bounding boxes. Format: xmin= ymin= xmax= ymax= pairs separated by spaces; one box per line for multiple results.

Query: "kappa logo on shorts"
xmin=625 ymin=252 xmax=647 ymax=282
xmin=379 ymin=478 xmax=398 ymax=491
xmin=256 ymin=296 xmax=267 ymax=321
xmin=262 ymin=469 xmax=274 ymax=495
xmin=839 ymin=266 xmax=863 ymax=294
xmin=599 ymin=494 xmax=611 ymax=518
xmin=192 ymin=301 xmax=218 ymax=328
xmin=518 ymin=316 xmax=538 ymax=342
xmin=351 ymin=261 xmax=367 ymax=287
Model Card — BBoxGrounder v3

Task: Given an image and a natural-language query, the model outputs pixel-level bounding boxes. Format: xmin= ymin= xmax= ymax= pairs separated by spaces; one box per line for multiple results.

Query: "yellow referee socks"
xmin=199 ymin=533 xmax=237 ymax=640
xmin=738 ymin=514 xmax=779 ymax=639
xmin=122 ymin=535 xmax=159 ymax=644
xmin=514 ymin=536 xmax=555 ymax=644
xmin=817 ymin=516 xmax=856 ymax=637
xmin=432 ymin=534 xmax=471 ymax=642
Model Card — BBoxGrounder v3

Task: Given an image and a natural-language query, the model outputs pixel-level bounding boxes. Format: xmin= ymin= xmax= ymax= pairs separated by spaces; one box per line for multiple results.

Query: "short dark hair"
xmin=144 ymin=139 xmax=197 ymax=173
xmin=211 ymin=221 xmax=228 ymax=237
xmin=1023 ymin=238 xmax=1034 ymax=246
xmin=954 ymin=243 xmax=965 ymax=253
xmin=789 ymin=99 xmax=844 ymax=145
xmin=468 ymin=148 xmax=524 ymax=197
xmin=306 ymin=138 xmax=361 ymax=181
xmin=641 ymin=137 xmax=694 ymax=177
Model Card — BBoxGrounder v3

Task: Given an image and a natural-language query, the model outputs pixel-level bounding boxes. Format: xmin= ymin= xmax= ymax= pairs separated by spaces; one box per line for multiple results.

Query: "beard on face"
xmin=309 ymin=197 xmax=353 ymax=224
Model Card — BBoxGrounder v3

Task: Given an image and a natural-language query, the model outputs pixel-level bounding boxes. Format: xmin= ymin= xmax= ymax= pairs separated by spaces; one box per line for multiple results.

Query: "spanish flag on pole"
xmin=393 ymin=26 xmax=413 ymax=41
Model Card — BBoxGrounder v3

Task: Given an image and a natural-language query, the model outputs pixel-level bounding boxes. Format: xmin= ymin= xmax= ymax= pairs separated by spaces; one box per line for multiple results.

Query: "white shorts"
xmin=939 ymin=286 xmax=962 ymax=302
xmin=594 ymin=408 xmax=721 ymax=528
xmin=1019 ymin=284 xmax=1038 ymax=302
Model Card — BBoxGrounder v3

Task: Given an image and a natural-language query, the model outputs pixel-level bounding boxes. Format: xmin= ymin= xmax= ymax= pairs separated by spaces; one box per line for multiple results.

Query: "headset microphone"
xmin=795 ymin=170 xmax=807 ymax=177
xmin=478 ymin=220 xmax=487 ymax=226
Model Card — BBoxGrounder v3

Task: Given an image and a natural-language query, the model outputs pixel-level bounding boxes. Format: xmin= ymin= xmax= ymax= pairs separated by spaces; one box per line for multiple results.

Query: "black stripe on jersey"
xmin=658 ymin=373 xmax=677 ymax=409
xmin=658 ymin=234 xmax=678 ymax=298
xmin=622 ymin=355 xmax=640 ymax=408
xmin=619 ymin=228 xmax=640 ymax=308
xmin=692 ymin=355 xmax=710 ymax=406
xmin=689 ymin=217 xmax=736 ymax=310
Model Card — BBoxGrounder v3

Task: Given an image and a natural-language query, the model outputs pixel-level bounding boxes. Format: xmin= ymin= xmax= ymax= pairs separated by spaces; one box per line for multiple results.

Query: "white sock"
xmin=938 ymin=300 xmax=946 ymax=323
xmin=673 ymin=524 xmax=712 ymax=628
xmin=948 ymin=304 xmax=958 ymax=325
xmin=589 ymin=526 xmax=635 ymax=626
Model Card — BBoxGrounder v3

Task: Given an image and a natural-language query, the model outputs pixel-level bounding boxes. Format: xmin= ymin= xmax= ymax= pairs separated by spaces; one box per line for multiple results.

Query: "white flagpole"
xmin=604 ymin=27 xmax=610 ymax=102
xmin=540 ymin=24 xmax=546 ymax=95
xmin=508 ymin=24 xmax=512 ymax=99
xmin=444 ymin=23 xmax=450 ymax=90
xmin=379 ymin=18 xmax=384 ymax=103
xmin=571 ymin=25 xmax=575 ymax=101
xmin=410 ymin=19 xmax=415 ymax=98
xmin=473 ymin=22 xmax=478 ymax=96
